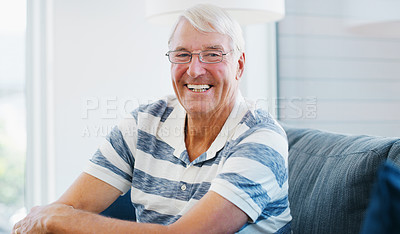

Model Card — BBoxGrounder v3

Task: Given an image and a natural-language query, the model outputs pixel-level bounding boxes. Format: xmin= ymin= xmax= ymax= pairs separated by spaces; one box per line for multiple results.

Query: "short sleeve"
xmin=85 ymin=114 xmax=138 ymax=194
xmin=210 ymin=128 xmax=289 ymax=223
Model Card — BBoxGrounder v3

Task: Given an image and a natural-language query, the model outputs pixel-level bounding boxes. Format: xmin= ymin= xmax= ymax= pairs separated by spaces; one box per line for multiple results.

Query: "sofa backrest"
xmin=284 ymin=125 xmax=400 ymax=234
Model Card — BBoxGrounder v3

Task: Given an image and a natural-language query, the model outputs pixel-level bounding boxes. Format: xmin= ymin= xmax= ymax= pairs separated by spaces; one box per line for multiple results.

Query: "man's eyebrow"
xmin=204 ymin=45 xmax=224 ymax=50
xmin=173 ymin=47 xmax=188 ymax=51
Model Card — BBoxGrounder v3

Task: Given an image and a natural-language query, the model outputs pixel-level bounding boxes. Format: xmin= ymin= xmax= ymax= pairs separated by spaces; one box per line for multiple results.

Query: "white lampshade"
xmin=145 ymin=0 xmax=285 ymax=25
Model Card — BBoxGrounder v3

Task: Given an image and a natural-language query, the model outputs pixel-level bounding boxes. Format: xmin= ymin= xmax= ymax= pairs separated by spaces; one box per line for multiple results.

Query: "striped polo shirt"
xmin=85 ymin=93 xmax=291 ymax=233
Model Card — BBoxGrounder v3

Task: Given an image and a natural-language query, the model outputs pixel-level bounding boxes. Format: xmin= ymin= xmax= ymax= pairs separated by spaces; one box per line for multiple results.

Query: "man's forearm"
xmin=46 ymin=205 xmax=169 ymax=234
xmin=15 ymin=189 xmax=247 ymax=234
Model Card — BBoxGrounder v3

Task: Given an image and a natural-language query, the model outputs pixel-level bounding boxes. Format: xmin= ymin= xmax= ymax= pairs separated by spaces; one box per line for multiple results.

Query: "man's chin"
xmin=184 ymin=104 xmax=214 ymax=117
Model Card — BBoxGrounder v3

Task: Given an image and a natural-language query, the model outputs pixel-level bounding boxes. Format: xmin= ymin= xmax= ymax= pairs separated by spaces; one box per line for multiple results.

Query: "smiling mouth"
xmin=186 ymin=84 xmax=212 ymax=92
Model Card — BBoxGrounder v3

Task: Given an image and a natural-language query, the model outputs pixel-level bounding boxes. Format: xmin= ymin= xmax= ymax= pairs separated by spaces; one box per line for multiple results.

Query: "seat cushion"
xmin=283 ymin=126 xmax=400 ymax=234
xmin=100 ymin=191 xmax=136 ymax=221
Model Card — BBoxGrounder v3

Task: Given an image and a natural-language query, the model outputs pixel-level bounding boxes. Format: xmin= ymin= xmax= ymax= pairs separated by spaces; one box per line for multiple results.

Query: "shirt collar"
xmin=157 ymin=96 xmax=187 ymax=159
xmin=157 ymin=92 xmax=250 ymax=164
xmin=204 ymin=91 xmax=249 ymax=161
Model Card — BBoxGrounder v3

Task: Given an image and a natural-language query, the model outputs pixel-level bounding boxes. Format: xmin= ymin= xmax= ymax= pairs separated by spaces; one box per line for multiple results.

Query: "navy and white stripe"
xmin=85 ymin=94 xmax=291 ymax=233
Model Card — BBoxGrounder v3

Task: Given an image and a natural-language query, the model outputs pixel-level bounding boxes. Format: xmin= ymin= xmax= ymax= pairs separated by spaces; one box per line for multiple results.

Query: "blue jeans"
xmin=360 ymin=160 xmax=400 ymax=234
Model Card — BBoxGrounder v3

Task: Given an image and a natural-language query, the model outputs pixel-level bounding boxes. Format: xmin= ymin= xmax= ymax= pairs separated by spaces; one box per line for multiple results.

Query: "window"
xmin=0 ymin=0 xmax=27 ymax=232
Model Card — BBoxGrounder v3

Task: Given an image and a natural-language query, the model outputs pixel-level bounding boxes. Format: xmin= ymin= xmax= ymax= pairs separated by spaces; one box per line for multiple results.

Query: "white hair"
xmin=168 ymin=4 xmax=245 ymax=57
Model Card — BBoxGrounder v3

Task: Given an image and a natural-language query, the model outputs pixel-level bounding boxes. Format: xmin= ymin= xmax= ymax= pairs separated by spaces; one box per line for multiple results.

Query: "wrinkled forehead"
xmin=172 ymin=44 xmax=227 ymax=52
xmin=169 ymin=19 xmax=232 ymax=51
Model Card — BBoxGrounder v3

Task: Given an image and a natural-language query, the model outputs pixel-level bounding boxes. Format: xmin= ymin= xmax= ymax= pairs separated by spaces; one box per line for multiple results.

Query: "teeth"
xmin=187 ymin=84 xmax=210 ymax=89
xmin=187 ymin=84 xmax=211 ymax=92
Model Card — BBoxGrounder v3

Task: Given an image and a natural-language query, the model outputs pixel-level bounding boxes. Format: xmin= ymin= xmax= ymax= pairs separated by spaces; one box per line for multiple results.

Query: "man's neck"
xmin=184 ymin=100 xmax=235 ymax=162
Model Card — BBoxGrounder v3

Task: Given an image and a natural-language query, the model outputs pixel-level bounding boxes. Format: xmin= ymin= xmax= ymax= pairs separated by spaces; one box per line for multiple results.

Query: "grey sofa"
xmin=101 ymin=126 xmax=400 ymax=233
xmin=284 ymin=125 xmax=400 ymax=233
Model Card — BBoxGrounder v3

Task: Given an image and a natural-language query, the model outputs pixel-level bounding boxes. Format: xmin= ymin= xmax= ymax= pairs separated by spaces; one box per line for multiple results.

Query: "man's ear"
xmin=236 ymin=52 xmax=245 ymax=80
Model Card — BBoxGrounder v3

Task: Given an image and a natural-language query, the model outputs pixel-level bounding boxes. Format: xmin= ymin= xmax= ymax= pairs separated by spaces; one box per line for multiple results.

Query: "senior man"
xmin=13 ymin=4 xmax=291 ymax=234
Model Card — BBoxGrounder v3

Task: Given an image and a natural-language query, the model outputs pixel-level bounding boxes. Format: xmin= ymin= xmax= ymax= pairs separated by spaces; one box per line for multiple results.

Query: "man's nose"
xmin=187 ymin=54 xmax=206 ymax=78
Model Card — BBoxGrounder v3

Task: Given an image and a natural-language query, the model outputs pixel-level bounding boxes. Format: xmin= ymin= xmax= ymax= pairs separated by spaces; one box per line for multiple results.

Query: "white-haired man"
xmin=14 ymin=4 xmax=291 ymax=233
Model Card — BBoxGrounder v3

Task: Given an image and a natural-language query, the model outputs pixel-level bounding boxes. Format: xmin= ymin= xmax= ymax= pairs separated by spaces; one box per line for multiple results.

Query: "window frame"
xmin=26 ymin=0 xmax=56 ymax=208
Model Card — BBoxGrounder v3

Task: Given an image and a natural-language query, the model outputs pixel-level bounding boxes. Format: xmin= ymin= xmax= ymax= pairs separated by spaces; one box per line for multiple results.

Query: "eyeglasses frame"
xmin=165 ymin=50 xmax=233 ymax=64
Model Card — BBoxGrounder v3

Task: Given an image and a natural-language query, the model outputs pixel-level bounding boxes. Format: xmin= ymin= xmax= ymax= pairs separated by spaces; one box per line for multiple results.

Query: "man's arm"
xmin=13 ymin=173 xmax=248 ymax=234
xmin=55 ymin=172 xmax=122 ymax=213
xmin=168 ymin=190 xmax=249 ymax=233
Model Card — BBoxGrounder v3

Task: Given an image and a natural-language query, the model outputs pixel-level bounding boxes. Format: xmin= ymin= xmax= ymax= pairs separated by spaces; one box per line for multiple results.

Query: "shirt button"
xmin=181 ymin=184 xmax=187 ymax=191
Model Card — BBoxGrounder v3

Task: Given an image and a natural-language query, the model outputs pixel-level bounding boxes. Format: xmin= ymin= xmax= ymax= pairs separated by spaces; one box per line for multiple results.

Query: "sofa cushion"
xmin=283 ymin=126 xmax=400 ymax=234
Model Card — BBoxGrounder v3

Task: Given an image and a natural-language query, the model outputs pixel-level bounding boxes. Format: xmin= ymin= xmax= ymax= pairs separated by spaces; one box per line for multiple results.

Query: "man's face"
xmin=169 ymin=19 xmax=245 ymax=118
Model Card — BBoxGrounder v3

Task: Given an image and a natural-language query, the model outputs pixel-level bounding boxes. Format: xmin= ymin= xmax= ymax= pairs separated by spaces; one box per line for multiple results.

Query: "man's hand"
xmin=12 ymin=203 xmax=75 ymax=234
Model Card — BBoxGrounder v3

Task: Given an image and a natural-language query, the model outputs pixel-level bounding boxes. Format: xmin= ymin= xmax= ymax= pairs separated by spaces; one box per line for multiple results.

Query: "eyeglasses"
xmin=165 ymin=50 xmax=231 ymax=64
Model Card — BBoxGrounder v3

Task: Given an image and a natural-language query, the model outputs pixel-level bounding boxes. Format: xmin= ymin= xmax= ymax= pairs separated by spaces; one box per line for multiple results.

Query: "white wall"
xmin=45 ymin=0 xmax=276 ymax=199
xmin=278 ymin=0 xmax=400 ymax=137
